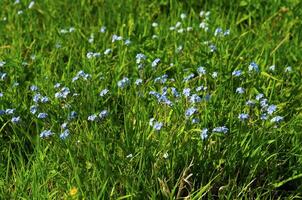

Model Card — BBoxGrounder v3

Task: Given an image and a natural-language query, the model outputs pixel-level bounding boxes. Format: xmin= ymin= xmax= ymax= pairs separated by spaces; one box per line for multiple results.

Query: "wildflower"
xmin=260 ymin=98 xmax=268 ymax=108
xmin=212 ymin=72 xmax=218 ymax=78
xmin=255 ymin=93 xmax=264 ymax=101
xmin=88 ymin=34 xmax=94 ymax=43
xmin=260 ymin=113 xmax=268 ymax=120
xmin=88 ymin=114 xmax=97 ymax=121
xmin=60 ymin=129 xmax=70 ymax=139
xmin=224 ymin=29 xmax=230 ymax=36
xmin=214 ymin=27 xmax=223 ymax=36
xmin=149 ymin=118 xmax=155 ymax=126
xmin=154 ymin=74 xmax=168 ymax=84
xmin=185 ymin=107 xmax=197 ymax=118
xmin=271 ymin=116 xmax=284 ymax=123
xmin=40 ymin=130 xmax=53 ymax=138
xmin=213 ymin=126 xmax=229 ymax=133
xmin=196 ymin=86 xmax=204 ymax=92
xmin=28 ymin=1 xmax=35 ymax=9
xmin=55 ymin=87 xmax=70 ymax=99
xmin=183 ymin=88 xmax=191 ymax=97
xmin=30 ymin=85 xmax=38 ymax=92
xmin=175 ymin=22 xmax=182 ymax=28
xmin=117 ymin=77 xmax=130 ymax=88
xmin=69 ymin=187 xmax=78 ymax=196
xmin=135 ymin=79 xmax=143 ymax=86
xmin=199 ymin=22 xmax=208 ymax=31
xmin=152 ymin=22 xmax=158 ymax=27
xmin=30 ymin=105 xmax=38 ymax=114
xmin=236 ymin=87 xmax=245 ymax=94
xmin=5 ymin=109 xmax=15 ymax=115
xmin=11 ymin=116 xmax=21 ymax=124
xmin=100 ymin=26 xmax=106 ymax=33
xmin=69 ymin=27 xmax=75 ymax=32
xmin=17 ymin=10 xmax=23 ymax=15
xmin=153 ymin=122 xmax=163 ymax=131
xmin=126 ymin=154 xmax=133 ymax=158
xmin=204 ymin=94 xmax=211 ymax=101
xmin=104 ymin=49 xmax=112 ymax=55
xmin=209 ymin=44 xmax=217 ymax=52
xmin=68 ymin=111 xmax=77 ymax=120
xmin=192 ymin=118 xmax=200 ymax=124
xmin=163 ymin=152 xmax=169 ymax=159
xmin=269 ymin=65 xmax=275 ymax=71
xmin=238 ymin=113 xmax=249 ymax=121
xmin=285 ymin=66 xmax=292 ymax=72
xmin=0 ymin=110 xmax=5 ymax=115
xmin=187 ymin=27 xmax=193 ymax=31
xmin=0 ymin=61 xmax=6 ymax=67
xmin=99 ymin=110 xmax=108 ymax=119
xmin=99 ymin=89 xmax=109 ymax=97
xmin=246 ymin=100 xmax=255 ymax=106
xmin=267 ymin=105 xmax=277 ymax=115
xmin=37 ymin=113 xmax=48 ymax=119
xmin=61 ymin=122 xmax=68 ymax=130
xmin=232 ymin=70 xmax=242 ymax=77
xmin=176 ymin=45 xmax=183 ymax=53
xmin=112 ymin=34 xmax=123 ymax=42
xmin=136 ymin=53 xmax=146 ymax=64
xmin=0 ymin=92 xmax=3 ymax=98
xmin=151 ymin=58 xmax=160 ymax=68
xmin=189 ymin=94 xmax=202 ymax=104
xmin=40 ymin=96 xmax=49 ymax=103
xmin=171 ymin=87 xmax=180 ymax=98
xmin=248 ymin=62 xmax=259 ymax=72
xmin=0 ymin=73 xmax=7 ymax=80
xmin=124 ymin=39 xmax=131 ymax=45
xmin=183 ymin=73 xmax=195 ymax=82
xmin=180 ymin=13 xmax=186 ymax=20
xmin=200 ymin=128 xmax=208 ymax=140
xmin=197 ymin=66 xmax=206 ymax=75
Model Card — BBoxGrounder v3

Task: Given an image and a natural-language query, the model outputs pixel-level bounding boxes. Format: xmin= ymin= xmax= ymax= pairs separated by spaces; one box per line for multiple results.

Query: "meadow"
xmin=1 ymin=0 xmax=302 ymax=199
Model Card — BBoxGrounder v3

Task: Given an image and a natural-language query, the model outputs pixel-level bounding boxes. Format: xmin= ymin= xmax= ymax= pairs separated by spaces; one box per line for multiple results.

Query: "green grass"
xmin=1 ymin=0 xmax=302 ymax=199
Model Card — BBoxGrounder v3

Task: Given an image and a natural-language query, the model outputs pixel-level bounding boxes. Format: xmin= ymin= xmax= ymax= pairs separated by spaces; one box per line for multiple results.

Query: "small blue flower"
xmin=54 ymin=83 xmax=61 ymax=89
xmin=260 ymin=113 xmax=268 ymax=120
xmin=152 ymin=58 xmax=161 ymax=68
xmin=255 ymin=93 xmax=264 ymax=101
xmin=185 ymin=107 xmax=197 ymax=118
xmin=0 ymin=110 xmax=5 ymax=115
xmin=60 ymin=129 xmax=70 ymax=139
xmin=213 ymin=126 xmax=229 ymax=133
xmin=61 ymin=122 xmax=68 ymax=130
xmin=30 ymin=105 xmax=38 ymax=114
xmin=248 ymin=62 xmax=259 ymax=72
xmin=37 ymin=112 xmax=48 ymax=119
xmin=200 ymin=128 xmax=208 ymax=140
xmin=189 ymin=94 xmax=202 ymax=104
xmin=209 ymin=44 xmax=217 ymax=52
xmin=104 ymin=49 xmax=112 ymax=55
xmin=11 ymin=116 xmax=21 ymax=124
xmin=232 ymin=70 xmax=242 ymax=77
xmin=183 ymin=73 xmax=195 ymax=82
xmin=236 ymin=87 xmax=245 ymax=94
xmin=40 ymin=130 xmax=53 ymax=138
xmin=68 ymin=111 xmax=77 ymax=120
xmin=153 ymin=122 xmax=163 ymax=131
xmin=238 ymin=113 xmax=249 ymax=121
xmin=214 ymin=27 xmax=223 ymax=36
xmin=136 ymin=53 xmax=146 ymax=64
xmin=195 ymin=86 xmax=204 ymax=92
xmin=171 ymin=87 xmax=180 ymax=98
xmin=99 ymin=89 xmax=109 ymax=97
xmin=285 ymin=66 xmax=292 ymax=72
xmin=271 ymin=116 xmax=283 ymax=123
xmin=260 ymin=99 xmax=268 ymax=108
xmin=197 ymin=66 xmax=206 ymax=75
xmin=117 ymin=77 xmax=130 ymax=88
xmin=246 ymin=100 xmax=255 ymax=106
xmin=212 ymin=72 xmax=218 ymax=79
xmin=30 ymin=85 xmax=38 ymax=91
xmin=88 ymin=114 xmax=97 ymax=121
xmin=33 ymin=93 xmax=41 ymax=103
xmin=183 ymin=88 xmax=191 ymax=97
xmin=192 ymin=118 xmax=200 ymax=124
xmin=154 ymin=74 xmax=168 ymax=84
xmin=99 ymin=110 xmax=108 ymax=119
xmin=269 ymin=65 xmax=275 ymax=71
xmin=41 ymin=96 xmax=49 ymax=103
xmin=5 ymin=109 xmax=15 ymax=115
xmin=0 ymin=92 xmax=3 ymax=98
xmin=267 ymin=105 xmax=277 ymax=115
xmin=135 ymin=79 xmax=143 ymax=86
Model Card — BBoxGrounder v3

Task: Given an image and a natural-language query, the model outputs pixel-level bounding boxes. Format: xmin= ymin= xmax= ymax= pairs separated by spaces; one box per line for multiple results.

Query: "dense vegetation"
xmin=0 ymin=0 xmax=302 ymax=199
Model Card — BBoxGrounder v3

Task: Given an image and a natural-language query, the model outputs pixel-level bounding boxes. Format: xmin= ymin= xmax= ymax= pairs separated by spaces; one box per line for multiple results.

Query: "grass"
xmin=1 ymin=0 xmax=302 ymax=199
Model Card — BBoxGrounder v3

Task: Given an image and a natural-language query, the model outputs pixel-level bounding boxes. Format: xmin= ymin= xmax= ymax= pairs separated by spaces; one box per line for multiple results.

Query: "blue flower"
xmin=33 ymin=93 xmax=41 ymax=103
xmin=212 ymin=72 xmax=218 ymax=78
xmin=197 ymin=66 xmax=206 ymax=75
xmin=232 ymin=70 xmax=242 ymax=77
xmin=238 ymin=113 xmax=249 ymax=121
xmin=37 ymin=112 xmax=48 ymax=119
xmin=255 ymin=93 xmax=264 ymax=101
xmin=11 ymin=116 xmax=21 ymax=124
xmin=183 ymin=88 xmax=191 ymax=97
xmin=88 ymin=114 xmax=97 ymax=121
xmin=60 ymin=129 xmax=70 ymax=139
xmin=153 ymin=122 xmax=163 ymax=131
xmin=5 ymin=109 xmax=15 ymax=115
xmin=236 ymin=87 xmax=245 ymax=94
xmin=185 ymin=107 xmax=197 ymax=118
xmin=30 ymin=105 xmax=38 ymax=114
xmin=267 ymin=105 xmax=277 ymax=115
xmin=152 ymin=58 xmax=161 ymax=68
xmin=68 ymin=111 xmax=77 ymax=120
xmin=214 ymin=27 xmax=223 ymax=36
xmin=260 ymin=113 xmax=268 ymax=120
xmin=41 ymin=96 xmax=49 ymax=103
xmin=183 ymin=73 xmax=195 ymax=82
xmin=246 ymin=100 xmax=255 ymax=106
xmin=40 ymin=130 xmax=53 ymax=138
xmin=99 ymin=89 xmax=109 ymax=97
xmin=30 ymin=85 xmax=38 ymax=91
xmin=136 ymin=53 xmax=146 ymax=64
xmin=248 ymin=62 xmax=259 ymax=72
xmin=200 ymin=128 xmax=208 ymax=140
xmin=135 ymin=79 xmax=143 ymax=86
xmin=192 ymin=118 xmax=200 ymax=124
xmin=171 ymin=87 xmax=180 ymax=98
xmin=117 ymin=77 xmax=130 ymax=88
xmin=213 ymin=126 xmax=229 ymax=133
xmin=260 ymin=99 xmax=268 ymax=108
xmin=271 ymin=116 xmax=283 ymax=123
xmin=99 ymin=110 xmax=108 ymax=119
xmin=189 ymin=94 xmax=201 ymax=104
xmin=154 ymin=74 xmax=168 ymax=84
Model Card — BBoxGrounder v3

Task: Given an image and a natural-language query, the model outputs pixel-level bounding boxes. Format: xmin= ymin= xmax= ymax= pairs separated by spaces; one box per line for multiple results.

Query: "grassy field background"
xmin=1 ymin=0 xmax=302 ymax=199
